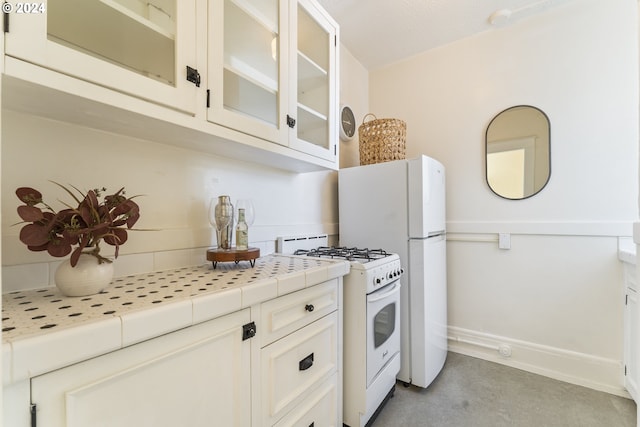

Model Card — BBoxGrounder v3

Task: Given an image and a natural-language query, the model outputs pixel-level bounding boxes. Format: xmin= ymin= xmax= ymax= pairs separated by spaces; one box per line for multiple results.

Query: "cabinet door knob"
xmin=305 ymin=304 xmax=314 ymax=312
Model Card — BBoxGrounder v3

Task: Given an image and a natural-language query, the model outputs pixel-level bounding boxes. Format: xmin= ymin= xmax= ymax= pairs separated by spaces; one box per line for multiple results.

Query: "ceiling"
xmin=316 ymin=0 xmax=579 ymax=70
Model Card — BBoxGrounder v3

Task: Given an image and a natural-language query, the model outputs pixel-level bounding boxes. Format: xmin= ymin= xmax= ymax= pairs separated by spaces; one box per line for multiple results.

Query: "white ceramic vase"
xmin=54 ymin=253 xmax=114 ymax=297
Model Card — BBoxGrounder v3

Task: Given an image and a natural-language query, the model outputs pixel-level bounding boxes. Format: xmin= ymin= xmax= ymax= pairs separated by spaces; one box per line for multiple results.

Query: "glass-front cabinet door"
xmin=289 ymin=0 xmax=338 ymax=162
xmin=208 ymin=0 xmax=288 ymax=145
xmin=3 ymin=0 xmax=199 ymax=114
xmin=208 ymin=0 xmax=337 ymax=161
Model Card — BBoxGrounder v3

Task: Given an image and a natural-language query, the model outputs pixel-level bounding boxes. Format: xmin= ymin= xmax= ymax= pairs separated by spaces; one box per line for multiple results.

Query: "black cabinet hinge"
xmin=286 ymin=115 xmax=296 ymax=129
xmin=30 ymin=404 xmax=36 ymax=427
xmin=3 ymin=5 xmax=9 ymax=33
xmin=186 ymin=66 xmax=201 ymax=87
xmin=242 ymin=321 xmax=256 ymax=341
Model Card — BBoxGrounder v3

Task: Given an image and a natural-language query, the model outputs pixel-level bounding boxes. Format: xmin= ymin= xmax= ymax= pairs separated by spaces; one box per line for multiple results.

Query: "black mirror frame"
xmin=485 ymin=105 xmax=551 ymax=200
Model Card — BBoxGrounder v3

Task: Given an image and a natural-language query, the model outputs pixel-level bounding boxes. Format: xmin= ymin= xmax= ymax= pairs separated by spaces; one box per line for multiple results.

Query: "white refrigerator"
xmin=338 ymin=155 xmax=447 ymax=388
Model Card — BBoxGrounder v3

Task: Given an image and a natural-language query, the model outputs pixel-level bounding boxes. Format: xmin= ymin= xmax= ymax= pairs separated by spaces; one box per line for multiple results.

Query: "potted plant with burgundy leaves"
xmin=15 ymin=182 xmax=141 ymax=296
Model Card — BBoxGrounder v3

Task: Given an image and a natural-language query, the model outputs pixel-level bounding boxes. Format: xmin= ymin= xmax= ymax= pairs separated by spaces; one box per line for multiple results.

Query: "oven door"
xmin=366 ymin=280 xmax=401 ymax=387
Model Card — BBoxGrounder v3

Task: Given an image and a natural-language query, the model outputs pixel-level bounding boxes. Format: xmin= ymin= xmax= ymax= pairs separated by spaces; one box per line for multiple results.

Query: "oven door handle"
xmin=367 ymin=281 xmax=401 ymax=303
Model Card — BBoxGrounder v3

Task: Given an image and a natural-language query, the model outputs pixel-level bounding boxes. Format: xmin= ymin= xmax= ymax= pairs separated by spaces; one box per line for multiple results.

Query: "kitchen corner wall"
xmin=369 ymin=0 xmax=638 ymax=395
xmin=1 ymin=110 xmax=339 ymax=292
xmin=338 ymin=46 xmax=369 ymax=168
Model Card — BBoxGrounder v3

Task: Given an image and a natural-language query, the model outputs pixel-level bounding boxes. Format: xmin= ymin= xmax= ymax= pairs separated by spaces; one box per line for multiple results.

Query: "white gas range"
xmin=289 ymin=244 xmax=403 ymax=427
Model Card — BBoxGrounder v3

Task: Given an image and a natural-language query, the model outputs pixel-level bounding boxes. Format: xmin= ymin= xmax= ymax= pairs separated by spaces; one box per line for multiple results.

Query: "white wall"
xmin=369 ymin=0 xmax=638 ymax=395
xmin=1 ymin=110 xmax=339 ymax=291
xmin=338 ymin=46 xmax=369 ymax=168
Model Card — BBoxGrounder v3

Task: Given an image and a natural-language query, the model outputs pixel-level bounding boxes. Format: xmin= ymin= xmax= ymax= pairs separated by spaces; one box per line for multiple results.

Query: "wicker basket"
xmin=358 ymin=114 xmax=406 ymax=165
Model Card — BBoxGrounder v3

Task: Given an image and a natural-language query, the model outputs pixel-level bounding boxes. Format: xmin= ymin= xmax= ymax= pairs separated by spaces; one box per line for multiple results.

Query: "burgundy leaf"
xmin=57 ymin=209 xmax=76 ymax=224
xmin=77 ymin=234 xmax=91 ymax=252
xmin=89 ymin=223 xmax=110 ymax=237
xmin=42 ymin=211 xmax=56 ymax=221
xmin=27 ymin=243 xmax=49 ymax=252
xmin=126 ymin=212 xmax=140 ymax=228
xmin=104 ymin=228 xmax=128 ymax=246
xmin=17 ymin=205 xmax=44 ymax=222
xmin=62 ymin=229 xmax=80 ymax=245
xmin=78 ymin=204 xmax=93 ymax=226
xmin=47 ymin=239 xmax=72 ymax=258
xmin=86 ymin=190 xmax=99 ymax=209
xmin=111 ymin=219 xmax=127 ymax=227
xmin=111 ymin=202 xmax=131 ymax=216
xmin=97 ymin=205 xmax=109 ymax=218
xmin=15 ymin=187 xmax=42 ymax=206
xmin=70 ymin=247 xmax=82 ymax=267
xmin=19 ymin=224 xmax=50 ymax=246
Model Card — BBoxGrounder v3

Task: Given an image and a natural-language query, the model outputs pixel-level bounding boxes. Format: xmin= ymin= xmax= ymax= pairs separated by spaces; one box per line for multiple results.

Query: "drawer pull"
xmin=305 ymin=304 xmax=315 ymax=312
xmin=299 ymin=353 xmax=314 ymax=371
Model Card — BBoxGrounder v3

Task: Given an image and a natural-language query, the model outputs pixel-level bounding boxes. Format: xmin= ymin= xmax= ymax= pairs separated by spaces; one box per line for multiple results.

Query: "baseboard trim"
xmin=447 ymin=326 xmax=631 ymax=399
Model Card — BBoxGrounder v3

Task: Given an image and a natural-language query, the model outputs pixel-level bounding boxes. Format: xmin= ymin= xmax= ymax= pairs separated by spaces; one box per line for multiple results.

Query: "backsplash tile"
xmin=3 ymin=263 xmax=50 ymax=293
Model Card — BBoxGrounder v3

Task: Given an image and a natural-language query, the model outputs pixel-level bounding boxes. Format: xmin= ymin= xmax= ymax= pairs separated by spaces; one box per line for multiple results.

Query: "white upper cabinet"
xmin=207 ymin=0 xmax=289 ymax=145
xmin=207 ymin=0 xmax=338 ymax=162
xmin=2 ymin=0 xmax=339 ymax=170
xmin=4 ymin=0 xmax=198 ymax=114
xmin=288 ymin=0 xmax=338 ymax=162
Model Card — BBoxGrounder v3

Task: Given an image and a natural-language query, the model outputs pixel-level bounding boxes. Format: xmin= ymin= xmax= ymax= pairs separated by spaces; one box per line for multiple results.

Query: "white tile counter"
xmin=2 ymin=254 xmax=350 ymax=385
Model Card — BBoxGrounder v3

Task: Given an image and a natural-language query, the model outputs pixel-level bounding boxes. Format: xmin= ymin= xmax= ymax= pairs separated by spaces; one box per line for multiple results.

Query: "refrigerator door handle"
xmin=428 ymin=230 xmax=446 ymax=238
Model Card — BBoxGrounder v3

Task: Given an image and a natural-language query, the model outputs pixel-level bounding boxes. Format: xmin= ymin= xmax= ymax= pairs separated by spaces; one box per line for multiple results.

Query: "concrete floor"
xmin=371 ymin=352 xmax=636 ymax=427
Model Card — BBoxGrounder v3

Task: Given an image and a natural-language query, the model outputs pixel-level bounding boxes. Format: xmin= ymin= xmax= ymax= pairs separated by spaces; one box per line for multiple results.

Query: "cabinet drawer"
xmin=262 ymin=312 xmax=338 ymax=425
xmin=261 ymin=279 xmax=338 ymax=346
xmin=273 ymin=374 xmax=339 ymax=427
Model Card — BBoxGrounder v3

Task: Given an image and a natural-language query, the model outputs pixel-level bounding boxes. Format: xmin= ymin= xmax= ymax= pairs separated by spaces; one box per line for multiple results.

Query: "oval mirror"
xmin=485 ymin=105 xmax=550 ymax=200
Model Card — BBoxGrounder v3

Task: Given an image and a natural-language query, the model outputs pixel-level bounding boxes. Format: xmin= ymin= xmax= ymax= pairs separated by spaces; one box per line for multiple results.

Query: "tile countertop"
xmin=2 ymin=254 xmax=350 ymax=386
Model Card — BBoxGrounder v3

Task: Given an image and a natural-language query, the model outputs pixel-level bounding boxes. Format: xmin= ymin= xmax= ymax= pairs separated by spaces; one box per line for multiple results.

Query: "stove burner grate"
xmin=294 ymin=246 xmax=391 ymax=262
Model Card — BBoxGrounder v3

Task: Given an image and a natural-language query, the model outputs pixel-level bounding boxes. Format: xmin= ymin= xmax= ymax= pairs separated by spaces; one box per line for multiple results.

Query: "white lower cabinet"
xmin=31 ymin=309 xmax=252 ymax=427
xmin=273 ymin=374 xmax=338 ymax=427
xmin=261 ymin=312 xmax=338 ymax=426
xmin=624 ymin=262 xmax=638 ymax=401
xmin=259 ymin=279 xmax=341 ymax=426
xmin=21 ymin=279 xmax=342 ymax=427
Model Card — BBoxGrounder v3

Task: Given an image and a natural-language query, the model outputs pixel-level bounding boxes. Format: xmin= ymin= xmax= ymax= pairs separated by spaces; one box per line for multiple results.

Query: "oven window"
xmin=373 ymin=303 xmax=396 ymax=348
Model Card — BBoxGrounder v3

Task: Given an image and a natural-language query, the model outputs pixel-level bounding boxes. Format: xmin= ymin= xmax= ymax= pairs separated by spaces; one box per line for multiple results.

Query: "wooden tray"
xmin=206 ymin=247 xmax=260 ymax=269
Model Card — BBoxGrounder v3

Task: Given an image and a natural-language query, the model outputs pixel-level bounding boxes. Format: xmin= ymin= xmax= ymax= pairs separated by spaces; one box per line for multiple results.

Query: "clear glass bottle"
xmin=236 ymin=208 xmax=248 ymax=250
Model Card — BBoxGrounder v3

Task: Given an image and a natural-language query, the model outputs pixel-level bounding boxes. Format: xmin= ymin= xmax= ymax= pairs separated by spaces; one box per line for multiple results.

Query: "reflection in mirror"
xmin=486 ymin=105 xmax=550 ymax=200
